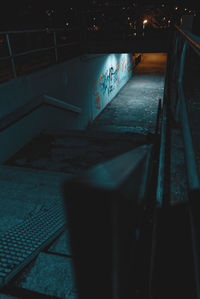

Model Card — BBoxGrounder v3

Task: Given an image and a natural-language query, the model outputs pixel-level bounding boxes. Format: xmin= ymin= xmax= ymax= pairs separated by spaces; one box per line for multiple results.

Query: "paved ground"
xmin=6 ymin=130 xmax=149 ymax=173
xmin=90 ymin=53 xmax=167 ymax=134
xmin=0 ymin=53 xmax=167 ymax=298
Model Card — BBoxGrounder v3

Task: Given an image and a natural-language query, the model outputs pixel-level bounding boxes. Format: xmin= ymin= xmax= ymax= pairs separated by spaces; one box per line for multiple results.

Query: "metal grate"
xmin=0 ymin=203 xmax=66 ymax=287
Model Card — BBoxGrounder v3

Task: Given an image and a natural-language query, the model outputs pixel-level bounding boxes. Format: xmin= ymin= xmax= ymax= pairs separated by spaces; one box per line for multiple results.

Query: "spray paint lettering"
xmin=122 ymin=57 xmax=126 ymax=72
xmin=98 ymin=66 xmax=118 ymax=95
xmin=122 ymin=56 xmax=131 ymax=73
xmin=116 ymin=61 xmax=120 ymax=73
xmin=98 ymin=74 xmax=103 ymax=84
xmin=94 ymin=57 xmax=131 ymax=110
xmin=95 ymin=92 xmax=101 ymax=109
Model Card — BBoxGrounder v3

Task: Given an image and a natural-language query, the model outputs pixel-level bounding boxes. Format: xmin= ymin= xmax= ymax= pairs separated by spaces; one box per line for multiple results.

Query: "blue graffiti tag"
xmin=99 ymin=66 xmax=118 ymax=95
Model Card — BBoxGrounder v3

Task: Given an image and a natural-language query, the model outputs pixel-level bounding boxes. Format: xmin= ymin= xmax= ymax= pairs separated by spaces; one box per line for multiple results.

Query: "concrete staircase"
xmin=0 ymin=53 xmax=166 ymax=298
xmin=0 ymin=127 xmax=151 ymax=298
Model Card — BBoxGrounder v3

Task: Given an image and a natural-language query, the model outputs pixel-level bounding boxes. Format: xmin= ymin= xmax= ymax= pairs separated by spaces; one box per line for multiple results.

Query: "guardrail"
xmin=0 ymin=24 xmax=170 ymax=82
xmin=0 ymin=27 xmax=80 ymax=79
xmin=173 ymin=25 xmax=200 ymax=192
xmin=148 ymin=40 xmax=171 ymax=298
xmin=173 ymin=24 xmax=200 ymax=298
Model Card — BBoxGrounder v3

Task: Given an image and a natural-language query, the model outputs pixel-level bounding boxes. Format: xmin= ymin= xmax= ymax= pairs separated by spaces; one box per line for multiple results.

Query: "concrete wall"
xmin=77 ymin=53 xmax=133 ymax=127
xmin=0 ymin=53 xmax=133 ymax=163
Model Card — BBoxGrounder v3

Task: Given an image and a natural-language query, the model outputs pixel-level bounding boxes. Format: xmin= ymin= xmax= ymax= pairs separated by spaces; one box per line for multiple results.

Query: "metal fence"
xmin=0 ymin=27 xmax=80 ymax=80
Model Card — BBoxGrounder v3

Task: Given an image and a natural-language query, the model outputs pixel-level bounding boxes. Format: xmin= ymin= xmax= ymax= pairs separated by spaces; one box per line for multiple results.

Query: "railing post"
xmin=53 ymin=30 xmax=58 ymax=63
xmin=6 ymin=33 xmax=17 ymax=78
xmin=172 ymin=31 xmax=179 ymax=81
xmin=175 ymin=41 xmax=187 ymax=121
xmin=178 ymin=41 xmax=187 ymax=84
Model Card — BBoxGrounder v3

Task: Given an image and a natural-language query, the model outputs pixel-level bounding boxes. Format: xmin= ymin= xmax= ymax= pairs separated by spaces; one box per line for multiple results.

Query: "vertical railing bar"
xmin=155 ymin=99 xmax=162 ymax=135
xmin=172 ymin=31 xmax=178 ymax=81
xmin=155 ymin=39 xmax=172 ymax=207
xmin=178 ymin=41 xmax=187 ymax=84
xmin=156 ymin=95 xmax=167 ymax=207
xmin=6 ymin=33 xmax=17 ymax=78
xmin=175 ymin=41 xmax=187 ymax=121
xmin=53 ymin=30 xmax=58 ymax=63
xmin=179 ymin=84 xmax=200 ymax=190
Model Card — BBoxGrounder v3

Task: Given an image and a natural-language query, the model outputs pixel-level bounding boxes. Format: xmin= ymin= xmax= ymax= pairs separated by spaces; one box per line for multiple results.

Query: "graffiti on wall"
xmin=121 ymin=56 xmax=131 ymax=72
xmin=93 ymin=56 xmax=132 ymax=111
xmin=95 ymin=92 xmax=101 ymax=109
xmin=98 ymin=66 xmax=118 ymax=96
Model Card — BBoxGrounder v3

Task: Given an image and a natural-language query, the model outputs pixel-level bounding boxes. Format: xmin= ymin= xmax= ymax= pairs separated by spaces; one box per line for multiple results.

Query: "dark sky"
xmin=0 ymin=0 xmax=199 ymax=30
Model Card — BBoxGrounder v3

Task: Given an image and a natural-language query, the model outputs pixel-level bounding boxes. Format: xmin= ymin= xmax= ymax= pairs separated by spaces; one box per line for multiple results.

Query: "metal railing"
xmin=173 ymin=24 xmax=200 ymax=298
xmin=0 ymin=27 xmax=80 ymax=79
xmin=0 ymin=23 xmax=170 ymax=82
xmin=173 ymin=25 xmax=200 ymax=191
xmin=148 ymin=39 xmax=172 ymax=298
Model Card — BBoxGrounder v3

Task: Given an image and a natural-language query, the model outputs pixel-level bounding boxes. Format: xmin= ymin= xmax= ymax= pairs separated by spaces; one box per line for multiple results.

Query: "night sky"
xmin=0 ymin=0 xmax=199 ymax=31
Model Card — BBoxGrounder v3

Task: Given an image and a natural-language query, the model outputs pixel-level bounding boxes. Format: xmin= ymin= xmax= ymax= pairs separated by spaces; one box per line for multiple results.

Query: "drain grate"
xmin=0 ymin=203 xmax=66 ymax=287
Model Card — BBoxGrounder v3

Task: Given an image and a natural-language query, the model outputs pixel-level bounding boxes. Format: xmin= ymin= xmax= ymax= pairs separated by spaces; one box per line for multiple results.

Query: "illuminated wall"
xmin=0 ymin=53 xmax=133 ymax=163
xmin=83 ymin=53 xmax=133 ymax=121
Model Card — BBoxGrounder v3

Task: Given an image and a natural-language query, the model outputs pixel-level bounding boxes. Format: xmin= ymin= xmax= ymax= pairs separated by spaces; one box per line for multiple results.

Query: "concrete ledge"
xmin=44 ymin=95 xmax=82 ymax=114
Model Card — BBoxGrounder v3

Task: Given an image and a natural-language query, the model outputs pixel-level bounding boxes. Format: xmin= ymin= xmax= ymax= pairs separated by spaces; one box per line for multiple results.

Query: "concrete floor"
xmin=90 ymin=53 xmax=167 ymax=134
xmin=0 ymin=53 xmax=167 ymax=298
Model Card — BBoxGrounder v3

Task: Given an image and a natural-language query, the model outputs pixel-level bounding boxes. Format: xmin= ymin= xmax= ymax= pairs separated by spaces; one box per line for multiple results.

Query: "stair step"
xmin=87 ymin=124 xmax=154 ymax=135
xmin=5 ymin=130 xmax=149 ymax=174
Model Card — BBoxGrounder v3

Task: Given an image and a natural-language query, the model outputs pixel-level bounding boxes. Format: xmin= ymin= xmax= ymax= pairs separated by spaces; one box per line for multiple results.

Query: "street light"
xmin=143 ymin=19 xmax=148 ymax=31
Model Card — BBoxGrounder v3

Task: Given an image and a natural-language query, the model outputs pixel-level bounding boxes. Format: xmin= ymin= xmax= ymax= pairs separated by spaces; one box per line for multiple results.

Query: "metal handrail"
xmin=0 ymin=27 xmax=80 ymax=79
xmin=0 ymin=27 xmax=75 ymax=35
xmin=174 ymin=25 xmax=200 ymax=191
xmin=175 ymin=25 xmax=200 ymax=53
xmin=174 ymin=25 xmax=200 ymax=298
xmin=0 ymin=42 xmax=78 ymax=61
